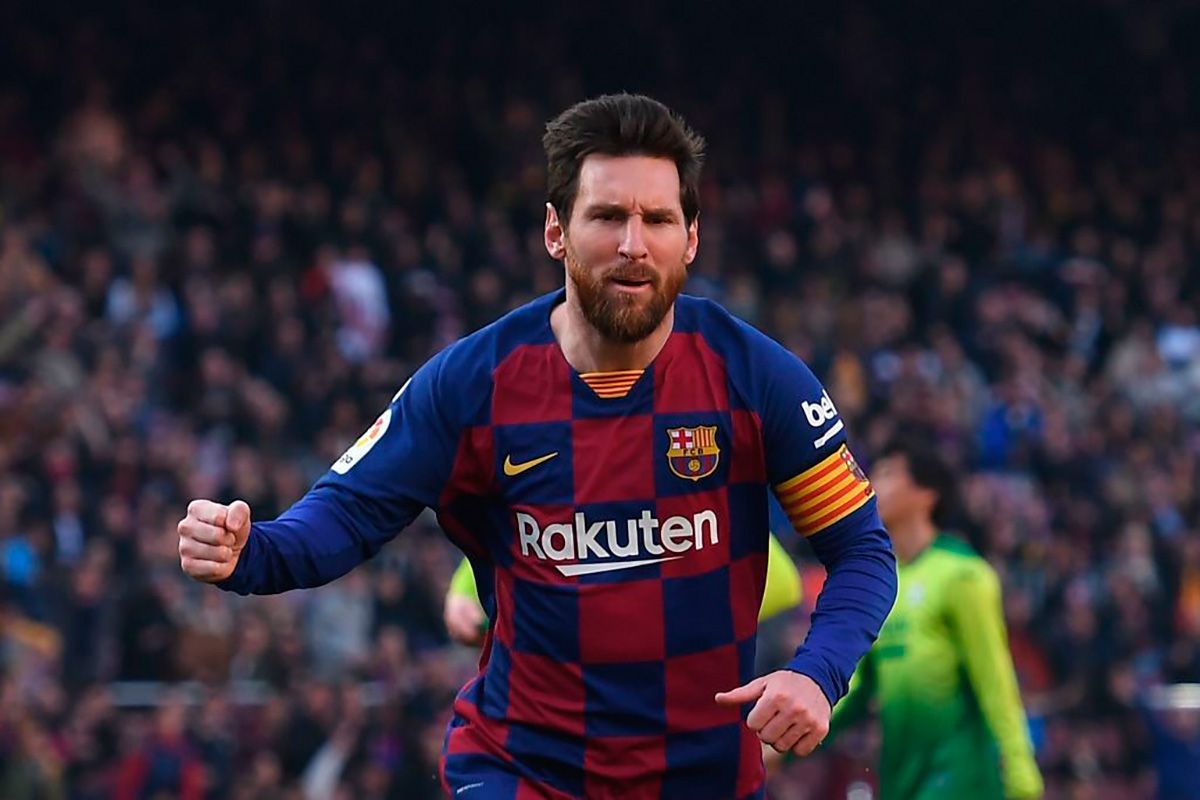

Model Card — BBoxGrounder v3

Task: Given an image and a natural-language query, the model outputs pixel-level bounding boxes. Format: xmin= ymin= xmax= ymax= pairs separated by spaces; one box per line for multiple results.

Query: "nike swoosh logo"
xmin=557 ymin=556 xmax=684 ymax=576
xmin=503 ymin=451 xmax=559 ymax=476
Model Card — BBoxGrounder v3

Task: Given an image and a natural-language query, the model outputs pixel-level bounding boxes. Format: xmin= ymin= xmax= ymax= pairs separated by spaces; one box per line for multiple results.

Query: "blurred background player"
xmin=808 ymin=438 xmax=1043 ymax=799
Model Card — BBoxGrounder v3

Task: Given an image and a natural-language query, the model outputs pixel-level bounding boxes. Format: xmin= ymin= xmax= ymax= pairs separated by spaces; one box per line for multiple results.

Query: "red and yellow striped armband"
xmin=774 ymin=444 xmax=875 ymax=536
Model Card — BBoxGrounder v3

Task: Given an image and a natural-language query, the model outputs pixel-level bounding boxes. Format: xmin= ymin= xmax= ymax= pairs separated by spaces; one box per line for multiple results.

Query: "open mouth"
xmin=610 ymin=277 xmax=653 ymax=289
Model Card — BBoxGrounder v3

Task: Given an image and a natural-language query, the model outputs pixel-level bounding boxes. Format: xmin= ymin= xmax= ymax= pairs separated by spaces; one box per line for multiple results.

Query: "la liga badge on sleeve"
xmin=331 ymin=407 xmax=392 ymax=474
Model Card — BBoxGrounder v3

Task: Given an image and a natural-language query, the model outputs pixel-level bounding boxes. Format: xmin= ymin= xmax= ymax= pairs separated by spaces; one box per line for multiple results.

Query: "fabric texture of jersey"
xmin=448 ymin=526 xmax=803 ymax=625
xmin=218 ymin=290 xmax=897 ymax=799
xmin=829 ymin=534 xmax=1043 ymax=800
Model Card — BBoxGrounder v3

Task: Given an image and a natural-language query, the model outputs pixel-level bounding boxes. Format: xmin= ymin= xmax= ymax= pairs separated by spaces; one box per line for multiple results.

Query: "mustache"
xmin=604 ymin=264 xmax=659 ymax=284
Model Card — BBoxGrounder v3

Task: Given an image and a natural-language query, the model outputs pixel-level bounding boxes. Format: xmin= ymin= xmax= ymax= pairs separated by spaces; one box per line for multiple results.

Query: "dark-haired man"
xmin=826 ymin=439 xmax=1043 ymax=799
xmin=177 ymin=94 xmax=897 ymax=799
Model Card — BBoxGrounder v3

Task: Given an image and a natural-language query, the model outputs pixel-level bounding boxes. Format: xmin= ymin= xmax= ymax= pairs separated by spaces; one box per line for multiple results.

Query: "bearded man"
xmin=177 ymin=93 xmax=897 ymax=799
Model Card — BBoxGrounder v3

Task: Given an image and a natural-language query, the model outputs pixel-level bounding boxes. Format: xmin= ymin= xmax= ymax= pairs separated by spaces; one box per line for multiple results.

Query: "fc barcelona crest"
xmin=666 ymin=426 xmax=721 ymax=481
xmin=839 ymin=446 xmax=871 ymax=487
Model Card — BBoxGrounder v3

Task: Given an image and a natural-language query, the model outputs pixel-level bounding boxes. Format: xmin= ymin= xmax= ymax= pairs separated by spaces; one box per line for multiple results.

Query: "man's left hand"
xmin=715 ymin=670 xmax=831 ymax=757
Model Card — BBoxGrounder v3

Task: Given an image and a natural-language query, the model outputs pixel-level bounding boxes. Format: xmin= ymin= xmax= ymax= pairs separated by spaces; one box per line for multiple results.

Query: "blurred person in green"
xmin=814 ymin=438 xmax=1043 ymax=799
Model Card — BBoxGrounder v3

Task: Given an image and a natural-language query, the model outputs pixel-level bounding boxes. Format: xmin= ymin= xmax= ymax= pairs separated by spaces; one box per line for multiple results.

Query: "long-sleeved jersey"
xmin=218 ymin=290 xmax=897 ymax=799
xmin=830 ymin=534 xmax=1043 ymax=800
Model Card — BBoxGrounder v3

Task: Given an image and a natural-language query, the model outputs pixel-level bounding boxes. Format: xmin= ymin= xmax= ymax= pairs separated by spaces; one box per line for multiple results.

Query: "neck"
xmin=551 ymin=286 xmax=675 ymax=373
xmin=890 ymin=516 xmax=939 ymax=564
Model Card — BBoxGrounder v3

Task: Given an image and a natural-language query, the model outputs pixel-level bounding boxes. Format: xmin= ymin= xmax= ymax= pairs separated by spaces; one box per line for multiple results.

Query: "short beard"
xmin=565 ymin=244 xmax=687 ymax=344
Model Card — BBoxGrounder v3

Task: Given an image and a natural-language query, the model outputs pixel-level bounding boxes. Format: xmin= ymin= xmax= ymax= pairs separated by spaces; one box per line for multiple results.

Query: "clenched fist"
xmin=178 ymin=499 xmax=252 ymax=583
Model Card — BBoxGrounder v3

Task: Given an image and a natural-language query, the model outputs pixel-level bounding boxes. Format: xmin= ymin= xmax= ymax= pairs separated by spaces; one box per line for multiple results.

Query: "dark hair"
xmin=880 ymin=437 xmax=960 ymax=528
xmin=542 ymin=93 xmax=706 ymax=228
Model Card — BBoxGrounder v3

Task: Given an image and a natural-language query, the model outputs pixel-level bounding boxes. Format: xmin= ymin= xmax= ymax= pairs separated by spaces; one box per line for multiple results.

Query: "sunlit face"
xmin=546 ymin=154 xmax=699 ymax=343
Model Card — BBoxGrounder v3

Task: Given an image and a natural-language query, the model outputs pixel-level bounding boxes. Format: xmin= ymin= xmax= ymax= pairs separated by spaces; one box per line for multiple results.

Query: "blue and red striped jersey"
xmin=219 ymin=290 xmax=897 ymax=799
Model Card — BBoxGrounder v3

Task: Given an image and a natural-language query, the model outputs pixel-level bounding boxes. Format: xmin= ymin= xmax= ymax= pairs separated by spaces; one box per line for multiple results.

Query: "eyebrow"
xmin=584 ymin=203 xmax=679 ymax=219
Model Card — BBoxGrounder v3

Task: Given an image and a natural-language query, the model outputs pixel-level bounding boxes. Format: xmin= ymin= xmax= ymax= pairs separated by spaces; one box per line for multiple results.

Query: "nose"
xmin=618 ymin=216 xmax=649 ymax=261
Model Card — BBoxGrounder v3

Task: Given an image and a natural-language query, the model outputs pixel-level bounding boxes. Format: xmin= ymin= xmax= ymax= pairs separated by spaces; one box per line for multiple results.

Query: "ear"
xmin=544 ymin=202 xmax=566 ymax=261
xmin=683 ymin=214 xmax=699 ymax=265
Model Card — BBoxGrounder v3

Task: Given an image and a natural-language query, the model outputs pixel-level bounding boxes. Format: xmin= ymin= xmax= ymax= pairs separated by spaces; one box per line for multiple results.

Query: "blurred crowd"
xmin=1 ymin=2 xmax=1199 ymax=798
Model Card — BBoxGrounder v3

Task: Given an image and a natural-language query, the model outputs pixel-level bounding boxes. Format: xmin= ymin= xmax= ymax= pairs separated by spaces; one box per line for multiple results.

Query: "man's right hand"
xmin=178 ymin=499 xmax=252 ymax=583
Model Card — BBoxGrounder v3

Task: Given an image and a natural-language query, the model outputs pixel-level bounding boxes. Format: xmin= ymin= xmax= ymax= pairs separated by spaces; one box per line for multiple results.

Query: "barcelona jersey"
xmin=218 ymin=291 xmax=897 ymax=799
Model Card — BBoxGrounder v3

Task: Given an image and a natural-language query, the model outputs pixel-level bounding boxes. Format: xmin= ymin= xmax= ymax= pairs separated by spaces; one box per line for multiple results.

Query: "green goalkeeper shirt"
xmin=829 ymin=534 xmax=1043 ymax=799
